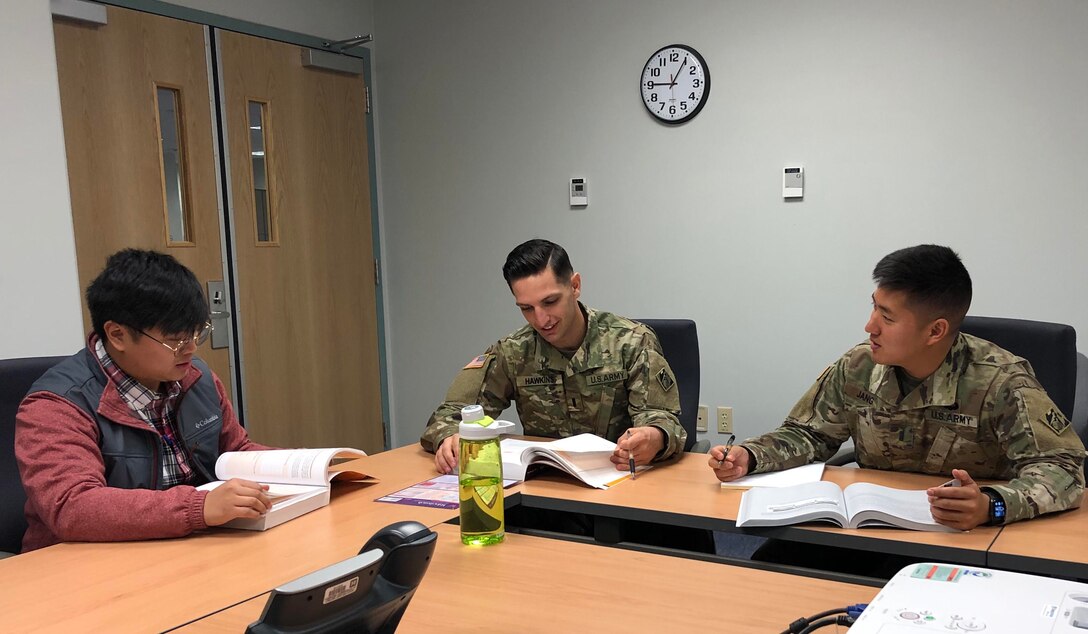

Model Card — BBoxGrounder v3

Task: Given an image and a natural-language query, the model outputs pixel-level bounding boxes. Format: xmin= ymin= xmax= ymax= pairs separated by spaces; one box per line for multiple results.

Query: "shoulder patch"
xmin=1043 ymin=408 xmax=1071 ymax=435
xmin=657 ymin=368 xmax=675 ymax=392
xmin=463 ymin=354 xmax=488 ymax=369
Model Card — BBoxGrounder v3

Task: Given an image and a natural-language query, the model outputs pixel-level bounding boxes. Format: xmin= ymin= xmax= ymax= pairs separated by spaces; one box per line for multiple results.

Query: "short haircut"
xmin=502 ymin=239 xmax=574 ymax=286
xmin=872 ymin=244 xmax=972 ymax=330
xmin=87 ymin=249 xmax=209 ymax=340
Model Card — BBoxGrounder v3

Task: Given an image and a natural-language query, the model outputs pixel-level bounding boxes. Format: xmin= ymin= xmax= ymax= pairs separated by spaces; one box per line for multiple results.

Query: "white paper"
xmin=720 ymin=462 xmax=826 ymax=489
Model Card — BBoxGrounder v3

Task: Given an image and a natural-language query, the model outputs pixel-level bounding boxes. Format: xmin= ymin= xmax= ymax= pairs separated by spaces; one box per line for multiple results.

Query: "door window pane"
xmin=156 ymin=87 xmax=192 ymax=243
xmin=248 ymin=101 xmax=276 ymax=243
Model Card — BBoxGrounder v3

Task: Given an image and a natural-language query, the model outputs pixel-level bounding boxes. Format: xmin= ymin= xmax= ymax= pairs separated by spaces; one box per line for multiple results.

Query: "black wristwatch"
xmin=984 ymin=490 xmax=1007 ymax=525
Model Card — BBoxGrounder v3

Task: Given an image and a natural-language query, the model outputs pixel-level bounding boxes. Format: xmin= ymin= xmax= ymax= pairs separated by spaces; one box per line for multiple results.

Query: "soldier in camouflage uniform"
xmin=422 ymin=239 xmax=684 ymax=474
xmin=711 ymin=245 xmax=1085 ymax=530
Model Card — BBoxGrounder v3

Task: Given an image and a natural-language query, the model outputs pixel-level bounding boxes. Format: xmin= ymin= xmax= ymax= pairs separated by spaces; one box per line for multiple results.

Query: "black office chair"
xmin=635 ymin=319 xmax=707 ymax=453
xmin=828 ymin=316 xmax=1086 ymax=465
xmin=1 ymin=356 xmax=66 ymax=557
xmin=960 ymin=316 xmax=1087 ymax=448
xmin=959 ymin=316 xmax=1077 ymax=419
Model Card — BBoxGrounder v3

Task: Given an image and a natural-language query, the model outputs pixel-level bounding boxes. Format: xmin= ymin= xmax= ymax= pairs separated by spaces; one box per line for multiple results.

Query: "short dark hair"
xmin=502 ymin=239 xmax=574 ymax=286
xmin=87 ymin=249 xmax=209 ymax=340
xmin=872 ymin=244 xmax=972 ymax=330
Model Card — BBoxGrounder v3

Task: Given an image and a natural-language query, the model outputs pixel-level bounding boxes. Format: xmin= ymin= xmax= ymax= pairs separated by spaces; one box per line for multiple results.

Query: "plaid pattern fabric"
xmin=92 ymin=334 xmax=193 ymax=487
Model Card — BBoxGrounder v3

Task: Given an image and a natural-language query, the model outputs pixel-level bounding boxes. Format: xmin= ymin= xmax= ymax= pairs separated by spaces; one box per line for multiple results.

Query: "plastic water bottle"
xmin=458 ymin=405 xmax=513 ymax=546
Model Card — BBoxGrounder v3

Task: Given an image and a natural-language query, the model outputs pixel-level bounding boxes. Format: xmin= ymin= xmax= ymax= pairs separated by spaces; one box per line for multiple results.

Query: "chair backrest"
xmin=960 ymin=316 xmax=1077 ymax=419
xmin=634 ymin=319 xmax=699 ymax=452
xmin=0 ymin=356 xmax=67 ymax=555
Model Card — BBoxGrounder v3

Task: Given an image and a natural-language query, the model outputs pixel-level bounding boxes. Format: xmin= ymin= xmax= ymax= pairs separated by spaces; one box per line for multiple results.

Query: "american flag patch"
xmin=463 ymin=354 xmax=487 ymax=369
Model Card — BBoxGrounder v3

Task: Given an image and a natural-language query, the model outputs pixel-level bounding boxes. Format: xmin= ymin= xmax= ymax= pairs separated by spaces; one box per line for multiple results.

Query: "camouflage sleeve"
xmin=419 ymin=343 xmax=515 ymax=453
xmin=627 ymin=333 xmax=685 ymax=461
xmin=982 ymin=372 xmax=1086 ymax=524
xmin=742 ymin=359 xmax=852 ymax=474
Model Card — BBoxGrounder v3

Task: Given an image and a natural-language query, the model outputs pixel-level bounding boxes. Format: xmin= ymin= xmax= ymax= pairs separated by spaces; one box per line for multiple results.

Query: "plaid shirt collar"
xmin=92 ymin=333 xmax=182 ymax=408
xmin=90 ymin=332 xmax=193 ymax=486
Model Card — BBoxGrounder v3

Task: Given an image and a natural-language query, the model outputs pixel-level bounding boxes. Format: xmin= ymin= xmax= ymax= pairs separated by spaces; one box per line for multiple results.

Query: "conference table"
xmin=0 ymin=447 xmax=451 ymax=633
xmin=988 ymin=500 xmax=1088 ymax=579
xmin=515 ymin=452 xmax=1000 ymax=566
xmin=174 ymin=524 xmax=880 ymax=633
xmin=2 ymin=443 xmax=1085 ymax=632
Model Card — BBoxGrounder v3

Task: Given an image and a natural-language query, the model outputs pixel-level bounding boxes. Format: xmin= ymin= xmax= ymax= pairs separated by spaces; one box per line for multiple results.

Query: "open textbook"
xmin=736 ymin=480 xmax=958 ymax=532
xmin=501 ymin=434 xmax=648 ymax=490
xmin=197 ymin=448 xmax=370 ymax=531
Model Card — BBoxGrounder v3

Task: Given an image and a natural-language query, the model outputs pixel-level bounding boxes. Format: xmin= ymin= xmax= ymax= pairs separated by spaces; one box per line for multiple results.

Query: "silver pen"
xmin=717 ymin=434 xmax=736 ymax=467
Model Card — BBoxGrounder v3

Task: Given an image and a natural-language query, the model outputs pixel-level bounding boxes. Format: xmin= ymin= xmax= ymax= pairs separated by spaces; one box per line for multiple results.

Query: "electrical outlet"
xmin=717 ymin=406 xmax=733 ymax=434
xmin=696 ymin=404 xmax=709 ymax=432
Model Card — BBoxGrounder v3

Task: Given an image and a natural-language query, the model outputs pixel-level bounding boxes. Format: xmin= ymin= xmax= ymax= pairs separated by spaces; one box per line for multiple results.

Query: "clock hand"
xmin=669 ymin=55 xmax=688 ymax=88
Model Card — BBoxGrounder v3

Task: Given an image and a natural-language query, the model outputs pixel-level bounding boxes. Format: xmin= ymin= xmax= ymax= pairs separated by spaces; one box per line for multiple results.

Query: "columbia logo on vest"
xmin=195 ymin=415 xmax=220 ymax=429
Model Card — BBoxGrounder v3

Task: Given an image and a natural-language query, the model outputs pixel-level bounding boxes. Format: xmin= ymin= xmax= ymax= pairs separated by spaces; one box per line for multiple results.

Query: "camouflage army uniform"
xmin=421 ymin=305 xmax=685 ymax=460
xmin=742 ymin=333 xmax=1086 ymax=524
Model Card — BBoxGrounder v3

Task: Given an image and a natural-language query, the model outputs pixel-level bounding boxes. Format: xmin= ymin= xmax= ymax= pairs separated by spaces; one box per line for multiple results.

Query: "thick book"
xmin=735 ymin=480 xmax=958 ymax=532
xmin=500 ymin=434 xmax=648 ymax=490
xmin=197 ymin=448 xmax=370 ymax=531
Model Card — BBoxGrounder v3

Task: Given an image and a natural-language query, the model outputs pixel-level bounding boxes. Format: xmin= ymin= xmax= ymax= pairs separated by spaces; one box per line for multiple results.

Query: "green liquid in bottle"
xmin=459 ymin=473 xmax=504 ymax=545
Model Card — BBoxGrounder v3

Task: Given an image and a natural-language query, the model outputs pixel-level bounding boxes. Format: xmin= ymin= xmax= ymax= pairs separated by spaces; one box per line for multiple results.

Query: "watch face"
xmin=641 ymin=44 xmax=710 ymax=124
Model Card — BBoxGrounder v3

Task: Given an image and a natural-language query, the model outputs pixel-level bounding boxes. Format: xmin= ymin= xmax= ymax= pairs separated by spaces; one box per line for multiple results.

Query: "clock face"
xmin=640 ymin=44 xmax=710 ymax=124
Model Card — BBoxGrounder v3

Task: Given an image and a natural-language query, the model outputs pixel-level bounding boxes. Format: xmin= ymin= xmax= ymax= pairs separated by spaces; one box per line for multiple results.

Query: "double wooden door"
xmin=53 ymin=6 xmax=384 ymax=452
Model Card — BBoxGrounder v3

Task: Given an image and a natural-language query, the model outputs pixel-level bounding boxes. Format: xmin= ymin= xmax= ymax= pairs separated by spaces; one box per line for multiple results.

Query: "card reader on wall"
xmin=783 ymin=166 xmax=803 ymax=198
xmin=570 ymin=177 xmax=588 ymax=207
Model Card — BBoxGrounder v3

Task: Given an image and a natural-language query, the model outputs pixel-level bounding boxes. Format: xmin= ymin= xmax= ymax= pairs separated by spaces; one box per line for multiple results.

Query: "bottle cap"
xmin=461 ymin=404 xmax=486 ymax=424
xmin=459 ymin=414 xmax=515 ymax=440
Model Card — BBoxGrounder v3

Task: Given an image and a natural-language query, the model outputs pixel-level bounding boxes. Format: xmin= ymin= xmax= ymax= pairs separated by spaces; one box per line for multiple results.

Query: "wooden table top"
xmin=517 ymin=453 xmax=1000 ymax=559
xmin=4 ymin=441 xmax=1078 ymax=633
xmin=0 ymin=445 xmax=456 ymax=633
xmin=175 ymin=523 xmax=881 ymax=634
xmin=987 ymin=500 xmax=1088 ymax=577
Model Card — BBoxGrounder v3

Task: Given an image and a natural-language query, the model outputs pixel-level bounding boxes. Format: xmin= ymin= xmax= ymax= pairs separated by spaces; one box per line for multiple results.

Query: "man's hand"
xmin=611 ymin=426 xmax=665 ymax=470
xmin=435 ymin=434 xmax=460 ymax=474
xmin=707 ymin=445 xmax=750 ymax=482
xmin=926 ymin=468 xmax=990 ymax=530
xmin=203 ymin=478 xmax=272 ymax=526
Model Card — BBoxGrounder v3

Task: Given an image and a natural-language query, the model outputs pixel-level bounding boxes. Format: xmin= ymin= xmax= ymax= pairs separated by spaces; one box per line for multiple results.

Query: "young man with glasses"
xmin=16 ymin=249 xmax=275 ymax=551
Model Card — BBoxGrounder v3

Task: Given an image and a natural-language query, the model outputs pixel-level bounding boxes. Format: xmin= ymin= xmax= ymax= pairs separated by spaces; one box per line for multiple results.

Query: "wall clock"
xmin=640 ymin=44 xmax=710 ymax=124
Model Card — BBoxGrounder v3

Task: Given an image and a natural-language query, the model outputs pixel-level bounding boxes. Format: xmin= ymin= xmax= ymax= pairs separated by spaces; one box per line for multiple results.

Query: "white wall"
xmin=0 ymin=0 xmax=83 ymax=358
xmin=374 ymin=0 xmax=1088 ymax=448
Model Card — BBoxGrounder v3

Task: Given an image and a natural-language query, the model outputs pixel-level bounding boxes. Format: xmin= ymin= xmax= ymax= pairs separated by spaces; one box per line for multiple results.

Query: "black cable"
xmin=782 ymin=604 xmax=868 ymax=634
xmin=780 ymin=608 xmax=845 ymax=634
xmin=798 ymin=614 xmax=855 ymax=633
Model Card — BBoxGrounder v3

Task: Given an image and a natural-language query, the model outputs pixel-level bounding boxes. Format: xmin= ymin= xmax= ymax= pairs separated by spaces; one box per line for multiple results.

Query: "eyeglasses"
xmin=139 ymin=321 xmax=213 ymax=356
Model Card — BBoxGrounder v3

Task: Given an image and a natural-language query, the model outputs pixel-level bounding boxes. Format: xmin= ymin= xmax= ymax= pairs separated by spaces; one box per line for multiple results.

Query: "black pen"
xmin=626 ymin=429 xmax=636 ymax=481
xmin=717 ymin=434 xmax=736 ymax=467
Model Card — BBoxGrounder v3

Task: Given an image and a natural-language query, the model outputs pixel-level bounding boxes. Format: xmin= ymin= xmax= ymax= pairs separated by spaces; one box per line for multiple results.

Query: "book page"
xmin=214 ymin=448 xmax=366 ymax=486
xmin=842 ymin=482 xmax=953 ymax=531
xmin=501 ymin=434 xmax=618 ymax=482
xmin=528 ymin=453 xmax=645 ymax=489
xmin=543 ymin=434 xmax=617 ymax=452
xmin=720 ymin=463 xmax=826 ymax=489
xmin=736 ymin=481 xmax=848 ymax=527
xmin=197 ymin=481 xmax=323 ymax=504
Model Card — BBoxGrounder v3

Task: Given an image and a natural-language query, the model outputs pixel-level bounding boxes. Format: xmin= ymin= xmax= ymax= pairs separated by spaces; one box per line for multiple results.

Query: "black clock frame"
xmin=640 ymin=43 xmax=711 ymax=125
